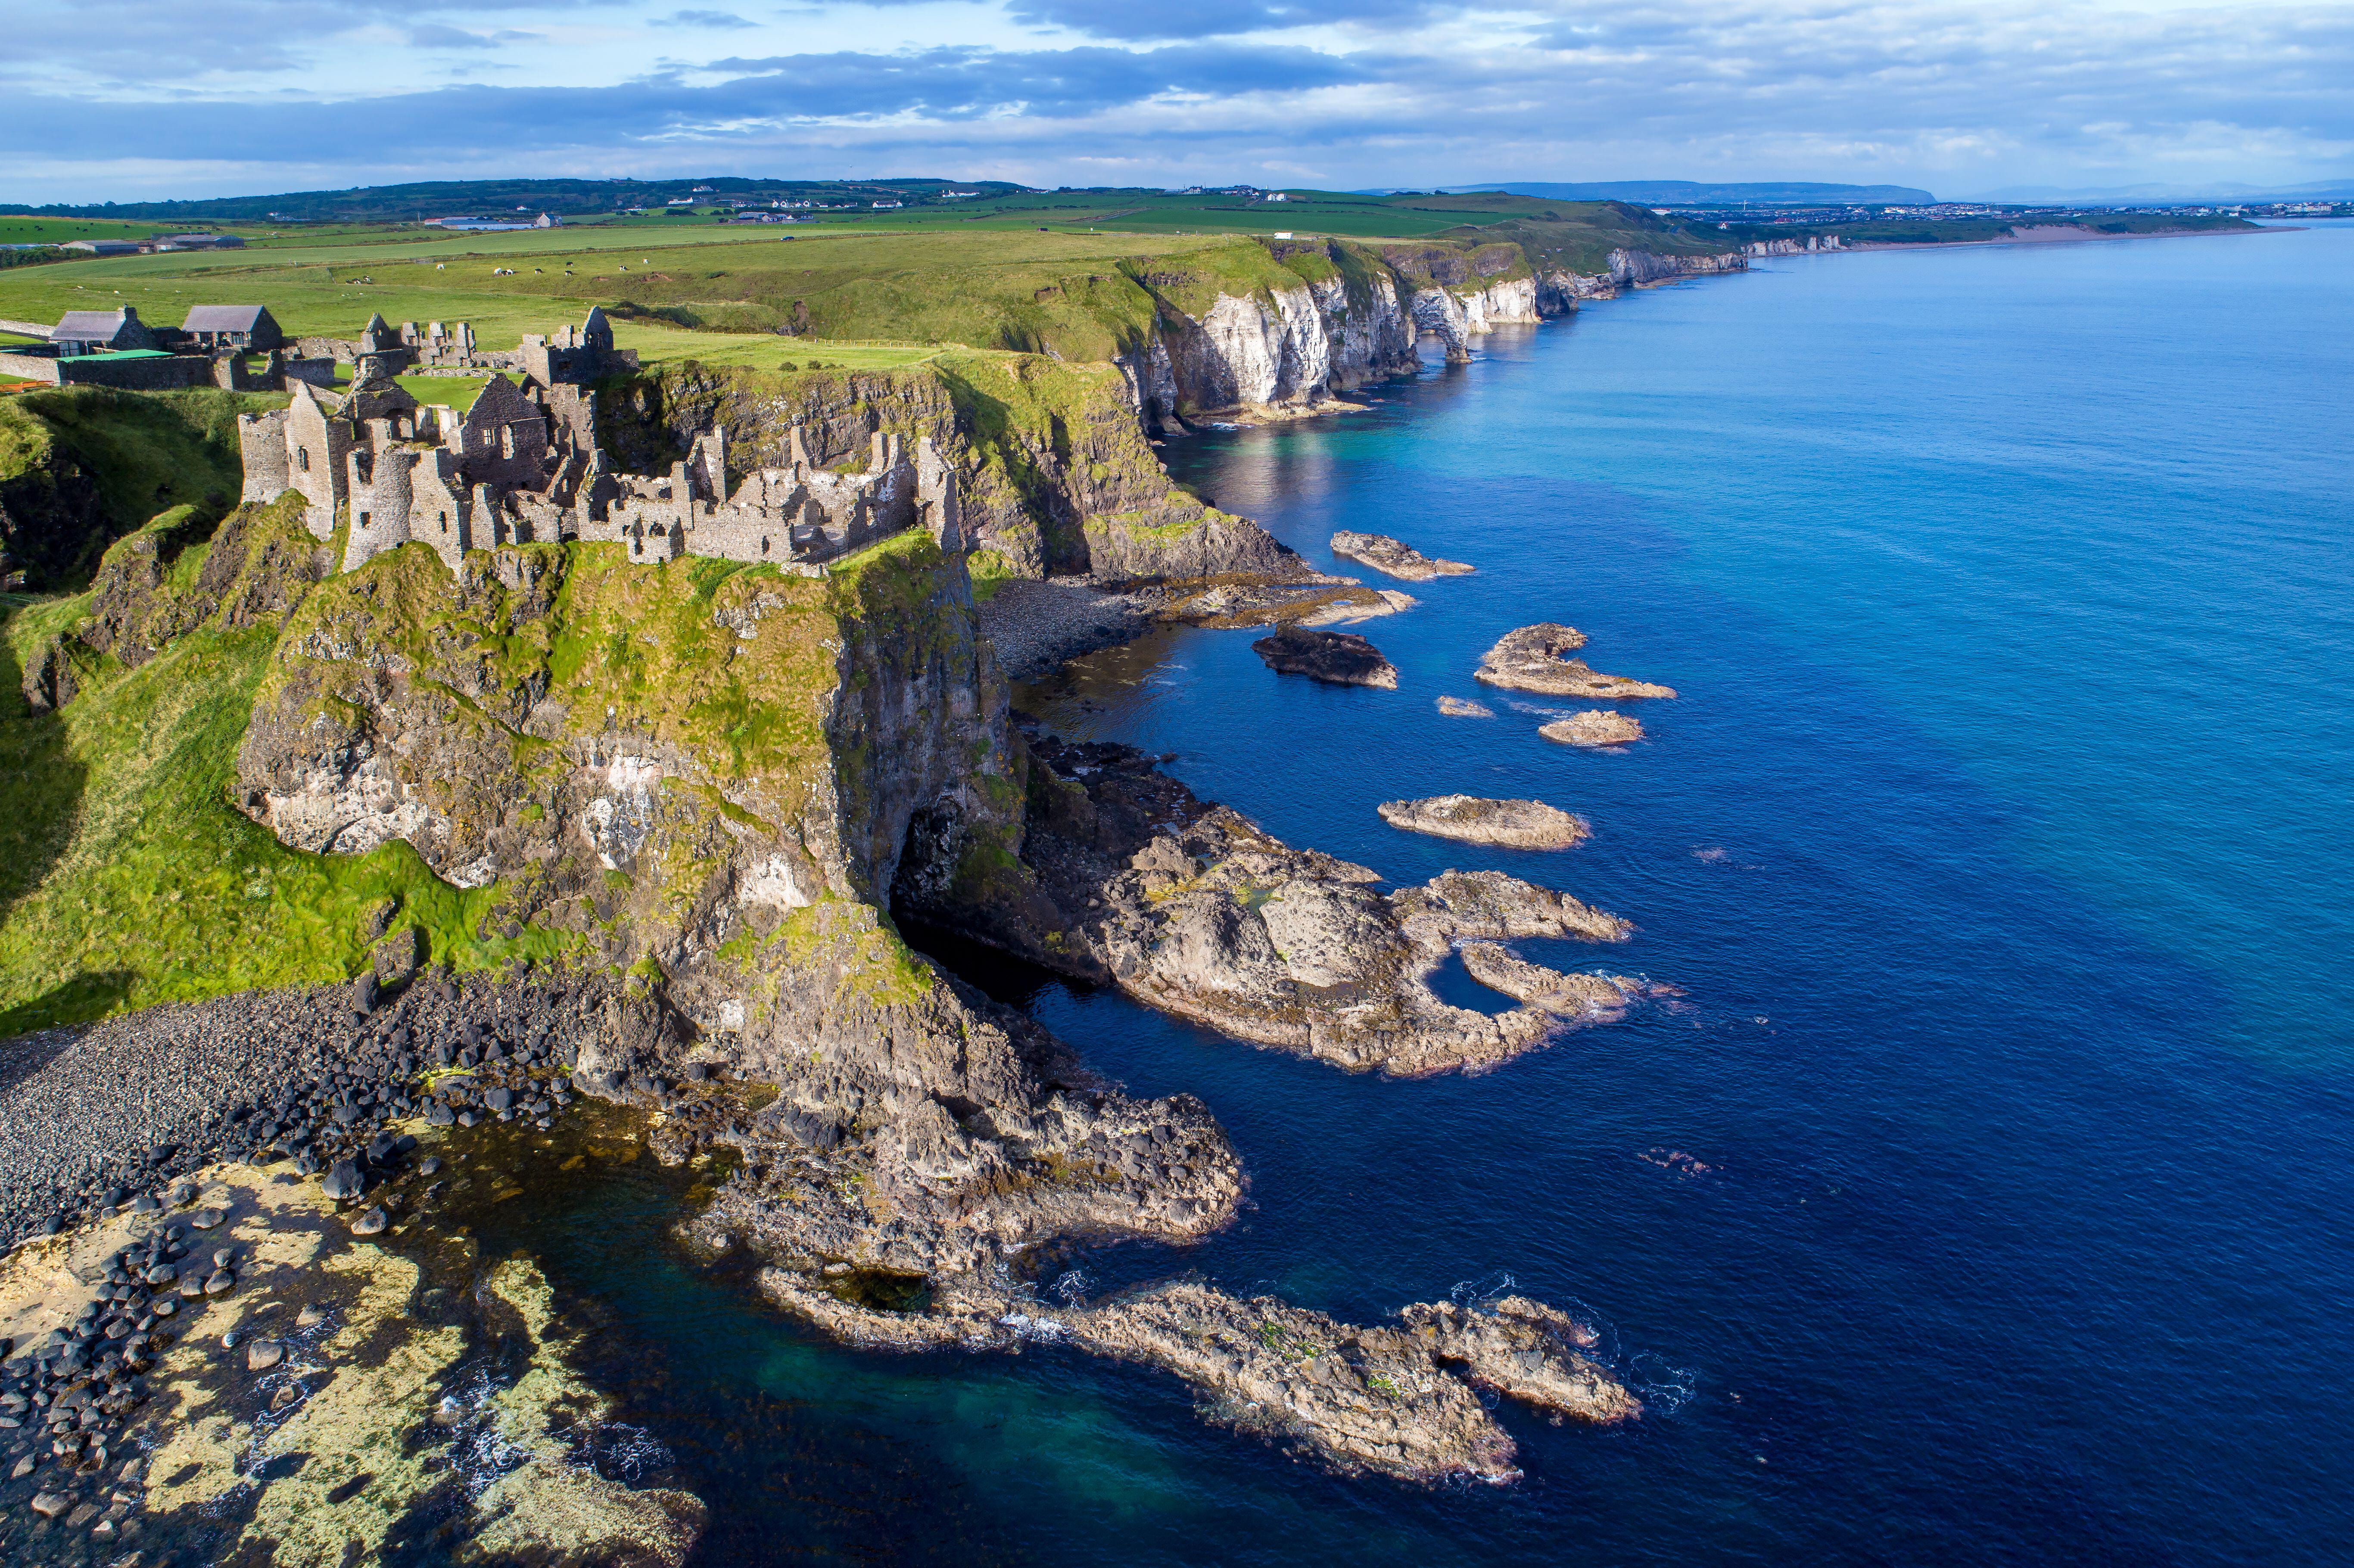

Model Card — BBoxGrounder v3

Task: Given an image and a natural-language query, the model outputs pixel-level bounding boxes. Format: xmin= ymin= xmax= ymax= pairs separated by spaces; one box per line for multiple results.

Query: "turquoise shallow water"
xmin=494 ymin=224 xmax=2354 ymax=1564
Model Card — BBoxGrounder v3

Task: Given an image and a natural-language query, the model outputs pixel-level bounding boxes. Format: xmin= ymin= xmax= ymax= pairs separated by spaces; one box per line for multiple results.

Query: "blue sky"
xmin=5 ymin=0 xmax=2349 ymax=201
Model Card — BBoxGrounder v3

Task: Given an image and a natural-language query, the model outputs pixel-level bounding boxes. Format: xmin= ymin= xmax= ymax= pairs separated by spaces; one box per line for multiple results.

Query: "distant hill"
xmin=0 ymin=177 xmax=1021 ymax=223
xmin=1453 ymin=181 xmax=1938 ymax=207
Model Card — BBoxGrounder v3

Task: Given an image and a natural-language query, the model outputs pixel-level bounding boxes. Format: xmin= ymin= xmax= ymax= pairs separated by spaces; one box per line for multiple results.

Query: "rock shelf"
xmin=1330 ymin=531 xmax=1474 ymax=581
xmin=0 ymin=1130 xmax=706 ymax=1563
xmin=1377 ymin=795 xmax=1591 ymax=850
xmin=755 ymin=1274 xmax=1636 ymax=1485
xmin=1475 ymin=623 xmax=1676 ymax=700
xmin=1005 ymin=732 xmax=1653 ymax=1077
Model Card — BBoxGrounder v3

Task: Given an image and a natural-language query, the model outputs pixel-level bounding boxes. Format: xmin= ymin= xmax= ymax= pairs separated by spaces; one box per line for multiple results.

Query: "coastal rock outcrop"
xmin=1541 ymin=710 xmax=1646 ymax=747
xmin=1330 ymin=531 xmax=1473 ymax=581
xmin=1252 ymin=624 xmax=1399 ymax=688
xmin=1436 ymin=695 xmax=1494 ymax=717
xmin=1475 ymin=623 xmax=1677 ymax=700
xmin=756 ymin=1272 xmax=1636 ymax=1484
xmin=1377 ymin=795 xmax=1589 ymax=850
xmin=994 ymin=733 xmax=1647 ymax=1077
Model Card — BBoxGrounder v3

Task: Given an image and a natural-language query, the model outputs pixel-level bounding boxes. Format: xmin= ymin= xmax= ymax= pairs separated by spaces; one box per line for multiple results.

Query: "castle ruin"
xmin=238 ymin=308 xmax=959 ymax=577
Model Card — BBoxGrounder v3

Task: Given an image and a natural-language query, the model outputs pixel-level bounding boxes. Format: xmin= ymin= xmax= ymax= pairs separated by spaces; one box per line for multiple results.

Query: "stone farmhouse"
xmin=0 ymin=304 xmax=329 ymax=390
xmin=238 ymin=308 xmax=961 ymax=577
xmin=181 ymin=304 xmax=283 ymax=352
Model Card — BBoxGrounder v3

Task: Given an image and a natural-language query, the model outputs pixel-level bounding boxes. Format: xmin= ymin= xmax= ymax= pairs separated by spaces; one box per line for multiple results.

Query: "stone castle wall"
xmin=237 ymin=310 xmax=956 ymax=582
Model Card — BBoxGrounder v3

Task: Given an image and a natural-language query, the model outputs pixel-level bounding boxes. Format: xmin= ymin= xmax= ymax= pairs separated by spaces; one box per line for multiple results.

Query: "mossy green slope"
xmin=0 ymin=502 xmax=547 ymax=1036
xmin=0 ymin=386 xmax=284 ymax=590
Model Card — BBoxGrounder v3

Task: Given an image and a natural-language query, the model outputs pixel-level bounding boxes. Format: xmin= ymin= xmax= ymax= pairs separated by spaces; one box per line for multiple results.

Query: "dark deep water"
xmin=496 ymin=224 xmax=2353 ymax=1565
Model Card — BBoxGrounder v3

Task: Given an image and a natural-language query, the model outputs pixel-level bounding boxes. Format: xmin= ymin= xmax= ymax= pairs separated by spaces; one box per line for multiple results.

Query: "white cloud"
xmin=1 ymin=0 xmax=2347 ymax=199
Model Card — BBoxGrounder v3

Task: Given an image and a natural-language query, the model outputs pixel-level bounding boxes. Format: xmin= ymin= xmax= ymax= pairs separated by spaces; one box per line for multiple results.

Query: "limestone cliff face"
xmin=1125 ymin=236 xmax=1551 ymax=410
xmin=1536 ymin=248 xmax=1749 ymax=309
xmin=1148 ymin=268 xmax=1418 ymax=414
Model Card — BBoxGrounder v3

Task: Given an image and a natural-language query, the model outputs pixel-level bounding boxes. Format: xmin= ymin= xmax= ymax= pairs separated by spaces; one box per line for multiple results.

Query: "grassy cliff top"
xmin=0 ymin=191 xmax=1748 ymax=373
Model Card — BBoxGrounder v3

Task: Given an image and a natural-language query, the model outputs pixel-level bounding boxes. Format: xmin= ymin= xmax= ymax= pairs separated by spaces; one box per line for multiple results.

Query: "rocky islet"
xmin=1475 ymin=622 xmax=1678 ymax=700
xmin=1329 ymin=530 xmax=1474 ymax=581
xmin=1542 ymin=709 xmax=1647 ymax=747
xmin=1249 ymin=623 xmax=1401 ymax=688
xmin=1377 ymin=795 xmax=1591 ymax=850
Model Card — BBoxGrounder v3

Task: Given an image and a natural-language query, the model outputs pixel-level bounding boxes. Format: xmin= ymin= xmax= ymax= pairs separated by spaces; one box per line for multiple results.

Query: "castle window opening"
xmin=438 ymin=511 xmax=448 ymax=532
xmin=296 ymin=447 xmax=309 ymax=472
xmin=358 ymin=512 xmax=371 ymax=529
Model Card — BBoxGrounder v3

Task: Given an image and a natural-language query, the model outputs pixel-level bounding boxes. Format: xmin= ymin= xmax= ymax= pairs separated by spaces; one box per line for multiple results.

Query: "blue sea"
xmin=488 ymin=223 xmax=2354 ymax=1565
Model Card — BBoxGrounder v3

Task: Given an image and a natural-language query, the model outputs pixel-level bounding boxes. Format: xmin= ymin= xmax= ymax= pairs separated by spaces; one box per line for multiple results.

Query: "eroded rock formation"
xmin=756 ymin=1273 xmax=1638 ymax=1484
xmin=1377 ymin=795 xmax=1590 ymax=850
xmin=1330 ymin=531 xmax=1473 ymax=581
xmin=1475 ymin=623 xmax=1677 ymax=700
xmin=1541 ymin=710 xmax=1647 ymax=747
xmin=1252 ymin=624 xmax=1399 ymax=688
xmin=991 ymin=734 xmax=1647 ymax=1077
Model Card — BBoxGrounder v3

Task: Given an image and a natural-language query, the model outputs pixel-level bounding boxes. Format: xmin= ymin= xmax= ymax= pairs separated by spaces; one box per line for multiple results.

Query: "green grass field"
xmin=0 ymin=188 xmax=1749 ymax=373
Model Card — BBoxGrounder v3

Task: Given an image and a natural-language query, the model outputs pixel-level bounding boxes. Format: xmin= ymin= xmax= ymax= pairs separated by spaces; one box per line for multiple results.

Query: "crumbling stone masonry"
xmin=237 ymin=310 xmax=959 ymax=576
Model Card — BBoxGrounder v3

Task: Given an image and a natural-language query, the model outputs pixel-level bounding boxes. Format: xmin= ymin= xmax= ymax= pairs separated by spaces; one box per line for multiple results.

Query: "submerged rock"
xmin=1251 ymin=624 xmax=1399 ymax=689
xmin=1435 ymin=695 xmax=1493 ymax=717
xmin=1330 ymin=530 xmax=1474 ymax=581
xmin=1540 ymin=709 xmax=1646 ymax=747
xmin=1377 ymin=795 xmax=1589 ymax=850
xmin=1475 ymin=624 xmax=1676 ymax=700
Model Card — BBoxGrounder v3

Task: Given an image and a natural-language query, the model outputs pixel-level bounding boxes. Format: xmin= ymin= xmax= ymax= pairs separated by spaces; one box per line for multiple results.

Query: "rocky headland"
xmin=0 ymin=234 xmax=1726 ymax=1527
xmin=1329 ymin=532 xmax=1474 ymax=582
xmin=1377 ymin=796 xmax=1591 ymax=850
xmin=1251 ymin=625 xmax=1400 ymax=688
xmin=1475 ymin=623 xmax=1677 ymax=700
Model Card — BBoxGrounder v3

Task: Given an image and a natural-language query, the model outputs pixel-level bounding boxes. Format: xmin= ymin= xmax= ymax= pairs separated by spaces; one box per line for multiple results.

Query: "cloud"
xmin=658 ymin=8 xmax=757 ymax=24
xmin=411 ymin=24 xmax=543 ymax=47
xmin=2 ymin=0 xmax=2350 ymax=198
xmin=1001 ymin=0 xmax=1450 ymax=42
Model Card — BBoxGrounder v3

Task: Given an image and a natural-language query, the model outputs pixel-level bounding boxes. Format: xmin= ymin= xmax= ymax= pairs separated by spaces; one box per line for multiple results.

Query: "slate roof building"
xmin=51 ymin=307 xmax=158 ymax=352
xmin=181 ymin=304 xmax=283 ymax=351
